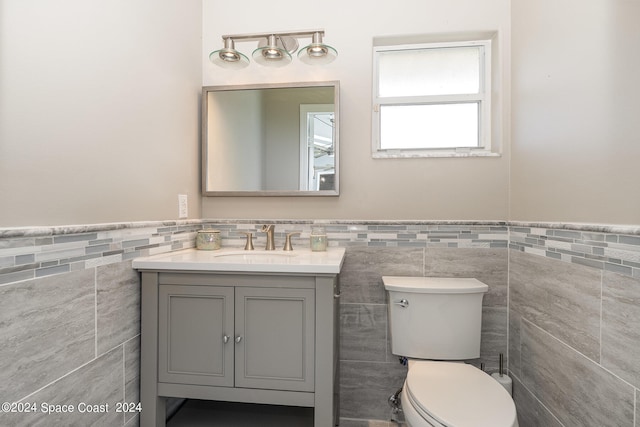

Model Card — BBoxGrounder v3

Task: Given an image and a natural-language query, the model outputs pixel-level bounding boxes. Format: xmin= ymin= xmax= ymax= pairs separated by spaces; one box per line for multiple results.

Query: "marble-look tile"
xmin=424 ymin=247 xmax=508 ymax=307
xmin=340 ymin=360 xmax=407 ymax=420
xmin=340 ymin=247 xmax=423 ymax=304
xmin=508 ymin=309 xmax=522 ymax=378
xmin=521 ymin=320 xmax=634 ymax=427
xmin=125 ymin=413 xmax=140 ymax=427
xmin=340 ymin=304 xmax=387 ymax=362
xmin=96 ymin=260 xmax=140 ymax=354
xmin=0 ymin=269 xmax=95 ymax=402
xmin=602 ymin=271 xmax=640 ymax=389
xmin=508 ymin=221 xmax=640 ymax=236
xmin=0 ymin=346 xmax=123 ymax=427
xmin=512 ymin=374 xmax=563 ymax=427
xmin=124 ymin=335 xmax=141 ymax=423
xmin=509 ymin=250 xmax=601 ymax=361
xmin=477 ymin=306 xmax=507 ymax=373
xmin=340 ymin=268 xmax=389 ymax=305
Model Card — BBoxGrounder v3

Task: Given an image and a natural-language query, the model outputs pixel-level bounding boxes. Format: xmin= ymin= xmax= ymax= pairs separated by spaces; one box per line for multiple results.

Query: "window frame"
xmin=372 ymin=39 xmax=493 ymax=158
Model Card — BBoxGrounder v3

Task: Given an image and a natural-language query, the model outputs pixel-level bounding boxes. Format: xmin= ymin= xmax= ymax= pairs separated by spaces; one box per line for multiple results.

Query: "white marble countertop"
xmin=132 ymin=247 xmax=346 ymax=274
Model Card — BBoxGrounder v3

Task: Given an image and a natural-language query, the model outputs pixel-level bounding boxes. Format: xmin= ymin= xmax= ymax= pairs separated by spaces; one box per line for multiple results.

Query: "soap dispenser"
xmin=310 ymin=226 xmax=327 ymax=251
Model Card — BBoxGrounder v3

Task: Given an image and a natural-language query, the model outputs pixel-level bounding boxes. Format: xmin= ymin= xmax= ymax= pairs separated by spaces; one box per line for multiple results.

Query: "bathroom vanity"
xmin=133 ymin=247 xmax=345 ymax=427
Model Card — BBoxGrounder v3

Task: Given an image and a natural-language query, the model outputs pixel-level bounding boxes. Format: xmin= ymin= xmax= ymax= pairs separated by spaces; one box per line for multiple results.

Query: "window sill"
xmin=372 ymin=150 xmax=502 ymax=159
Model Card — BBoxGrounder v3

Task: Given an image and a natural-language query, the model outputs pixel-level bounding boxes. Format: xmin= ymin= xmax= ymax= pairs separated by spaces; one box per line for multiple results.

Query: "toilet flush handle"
xmin=393 ymin=299 xmax=409 ymax=308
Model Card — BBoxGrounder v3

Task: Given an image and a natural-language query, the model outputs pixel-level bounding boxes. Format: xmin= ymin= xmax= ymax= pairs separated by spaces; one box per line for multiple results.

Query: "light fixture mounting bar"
xmin=221 ymin=29 xmax=325 ymax=42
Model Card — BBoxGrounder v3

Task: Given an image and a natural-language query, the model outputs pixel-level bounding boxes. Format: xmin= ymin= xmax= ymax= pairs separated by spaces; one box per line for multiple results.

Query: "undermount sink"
xmin=212 ymin=250 xmax=297 ymax=259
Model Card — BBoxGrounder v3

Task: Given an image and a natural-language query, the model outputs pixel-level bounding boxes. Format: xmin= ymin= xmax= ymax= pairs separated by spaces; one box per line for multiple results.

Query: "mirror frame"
xmin=202 ymin=81 xmax=340 ymax=197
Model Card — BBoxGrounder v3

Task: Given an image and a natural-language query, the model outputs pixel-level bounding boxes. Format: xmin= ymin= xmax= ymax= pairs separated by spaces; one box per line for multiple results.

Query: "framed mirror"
xmin=202 ymin=81 xmax=339 ymax=196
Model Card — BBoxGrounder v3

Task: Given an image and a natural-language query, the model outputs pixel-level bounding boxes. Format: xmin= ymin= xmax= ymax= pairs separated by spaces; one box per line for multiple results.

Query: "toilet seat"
xmin=403 ymin=361 xmax=517 ymax=427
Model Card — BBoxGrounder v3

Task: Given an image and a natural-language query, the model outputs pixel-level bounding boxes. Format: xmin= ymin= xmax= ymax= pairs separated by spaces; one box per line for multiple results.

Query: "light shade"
xmin=298 ymin=32 xmax=338 ymax=65
xmin=252 ymin=35 xmax=292 ymax=67
xmin=298 ymin=43 xmax=338 ymax=65
xmin=209 ymin=39 xmax=249 ymax=69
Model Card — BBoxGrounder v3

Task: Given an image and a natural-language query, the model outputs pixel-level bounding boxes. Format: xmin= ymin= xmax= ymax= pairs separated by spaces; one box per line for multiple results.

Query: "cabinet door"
xmin=158 ymin=285 xmax=234 ymax=387
xmin=235 ymin=287 xmax=315 ymax=392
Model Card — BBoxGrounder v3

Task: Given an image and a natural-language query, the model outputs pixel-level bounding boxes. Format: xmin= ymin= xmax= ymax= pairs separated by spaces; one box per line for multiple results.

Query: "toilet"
xmin=383 ymin=276 xmax=518 ymax=427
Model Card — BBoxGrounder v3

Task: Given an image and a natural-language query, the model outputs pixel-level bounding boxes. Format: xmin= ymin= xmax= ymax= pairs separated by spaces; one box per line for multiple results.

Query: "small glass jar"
xmin=196 ymin=229 xmax=221 ymax=250
xmin=310 ymin=226 xmax=327 ymax=252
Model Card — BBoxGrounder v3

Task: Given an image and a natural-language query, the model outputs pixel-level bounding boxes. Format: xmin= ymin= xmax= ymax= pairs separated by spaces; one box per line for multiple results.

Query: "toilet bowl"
xmin=382 ymin=276 xmax=519 ymax=427
xmin=401 ymin=360 xmax=518 ymax=427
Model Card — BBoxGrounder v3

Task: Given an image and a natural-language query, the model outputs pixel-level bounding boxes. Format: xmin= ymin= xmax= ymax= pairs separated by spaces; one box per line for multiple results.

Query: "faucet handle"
xmin=241 ymin=232 xmax=254 ymax=251
xmin=283 ymin=232 xmax=301 ymax=251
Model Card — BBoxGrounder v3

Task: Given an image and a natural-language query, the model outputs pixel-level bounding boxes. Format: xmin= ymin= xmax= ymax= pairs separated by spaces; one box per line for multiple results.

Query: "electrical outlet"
xmin=178 ymin=194 xmax=188 ymax=219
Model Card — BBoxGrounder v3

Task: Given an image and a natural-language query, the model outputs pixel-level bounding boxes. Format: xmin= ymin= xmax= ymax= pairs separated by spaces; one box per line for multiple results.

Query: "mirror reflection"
xmin=202 ymin=82 xmax=339 ymax=196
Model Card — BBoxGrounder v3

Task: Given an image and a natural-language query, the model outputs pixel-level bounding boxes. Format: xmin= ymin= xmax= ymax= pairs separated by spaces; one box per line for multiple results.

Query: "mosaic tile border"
xmin=205 ymin=220 xmax=509 ymax=250
xmin=2 ymin=219 xmax=639 ymax=285
xmin=0 ymin=221 xmax=204 ymax=285
xmin=509 ymin=225 xmax=640 ymax=279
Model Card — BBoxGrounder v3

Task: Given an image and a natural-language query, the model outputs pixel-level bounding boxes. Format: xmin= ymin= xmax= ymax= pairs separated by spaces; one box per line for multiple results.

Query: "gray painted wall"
xmin=0 ymin=1 xmax=202 ymax=227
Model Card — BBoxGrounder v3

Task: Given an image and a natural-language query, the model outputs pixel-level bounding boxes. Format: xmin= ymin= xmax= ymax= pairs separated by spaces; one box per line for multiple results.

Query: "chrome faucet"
xmin=261 ymin=224 xmax=276 ymax=250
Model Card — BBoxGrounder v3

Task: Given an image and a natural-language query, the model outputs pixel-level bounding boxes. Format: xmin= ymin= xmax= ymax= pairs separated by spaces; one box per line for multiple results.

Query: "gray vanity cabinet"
xmin=139 ymin=271 xmax=340 ymax=427
xmin=158 ymin=284 xmax=315 ymax=392
xmin=158 ymin=285 xmax=234 ymax=387
xmin=234 ymin=286 xmax=315 ymax=392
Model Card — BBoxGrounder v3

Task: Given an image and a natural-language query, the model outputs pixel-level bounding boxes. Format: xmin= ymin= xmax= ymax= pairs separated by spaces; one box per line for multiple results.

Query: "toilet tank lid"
xmin=382 ymin=276 xmax=488 ymax=294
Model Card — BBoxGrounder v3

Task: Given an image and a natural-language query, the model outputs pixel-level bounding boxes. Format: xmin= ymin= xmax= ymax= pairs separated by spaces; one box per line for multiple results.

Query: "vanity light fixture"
xmin=209 ymin=29 xmax=337 ymax=69
xmin=209 ymin=38 xmax=250 ymax=69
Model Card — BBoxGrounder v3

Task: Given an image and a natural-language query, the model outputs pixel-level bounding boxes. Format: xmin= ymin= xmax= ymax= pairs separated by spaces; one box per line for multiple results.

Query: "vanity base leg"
xmin=140 ymin=272 xmax=166 ymax=427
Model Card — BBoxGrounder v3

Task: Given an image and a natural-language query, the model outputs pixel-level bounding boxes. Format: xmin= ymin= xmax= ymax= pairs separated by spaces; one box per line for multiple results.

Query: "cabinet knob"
xmin=223 ymin=335 xmax=230 ymax=343
xmin=235 ymin=336 xmax=243 ymax=343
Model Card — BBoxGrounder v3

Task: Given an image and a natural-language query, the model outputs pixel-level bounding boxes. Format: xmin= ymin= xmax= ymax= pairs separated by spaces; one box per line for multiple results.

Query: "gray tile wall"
xmin=2 ymin=220 xmax=639 ymax=426
xmin=510 ymin=247 xmax=640 ymax=427
xmin=0 ymin=261 xmax=142 ymax=427
xmin=0 ymin=222 xmax=199 ymax=427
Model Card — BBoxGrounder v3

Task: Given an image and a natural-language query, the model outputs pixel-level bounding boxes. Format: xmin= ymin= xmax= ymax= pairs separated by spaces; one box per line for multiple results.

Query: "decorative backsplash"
xmin=509 ymin=223 xmax=640 ymax=278
xmin=210 ymin=220 xmax=509 ymax=249
xmin=1 ymin=219 xmax=639 ymax=286
xmin=0 ymin=221 xmax=202 ymax=285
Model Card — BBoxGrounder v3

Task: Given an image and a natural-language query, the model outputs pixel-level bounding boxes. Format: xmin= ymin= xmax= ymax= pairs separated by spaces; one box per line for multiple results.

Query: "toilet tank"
xmin=382 ymin=276 xmax=488 ymax=360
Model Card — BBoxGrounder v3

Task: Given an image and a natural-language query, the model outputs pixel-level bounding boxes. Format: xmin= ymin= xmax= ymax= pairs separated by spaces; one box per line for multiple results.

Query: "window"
xmin=373 ymin=39 xmax=493 ymax=158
